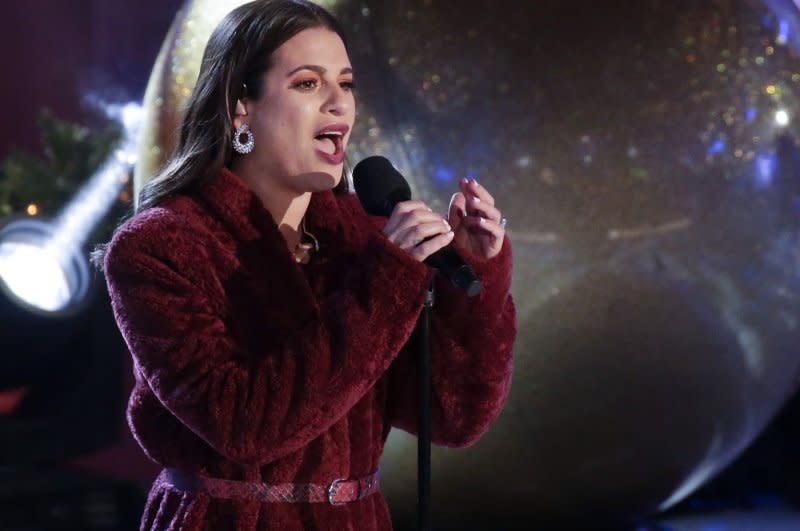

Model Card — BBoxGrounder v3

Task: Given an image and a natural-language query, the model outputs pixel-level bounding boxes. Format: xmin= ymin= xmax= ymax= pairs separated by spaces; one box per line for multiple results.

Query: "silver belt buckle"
xmin=327 ymin=478 xmax=349 ymax=505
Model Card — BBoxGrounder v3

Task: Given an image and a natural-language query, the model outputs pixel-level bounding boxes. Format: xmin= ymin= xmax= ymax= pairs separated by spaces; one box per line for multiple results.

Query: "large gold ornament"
xmin=136 ymin=0 xmax=247 ymax=195
xmin=139 ymin=0 xmax=800 ymax=528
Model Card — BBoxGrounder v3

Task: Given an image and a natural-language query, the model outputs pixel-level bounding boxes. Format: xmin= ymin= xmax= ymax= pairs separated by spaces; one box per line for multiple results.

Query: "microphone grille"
xmin=353 ymin=156 xmax=411 ymax=216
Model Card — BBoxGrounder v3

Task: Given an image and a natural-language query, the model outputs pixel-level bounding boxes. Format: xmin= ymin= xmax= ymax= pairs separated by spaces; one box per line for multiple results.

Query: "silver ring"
xmin=500 ymin=217 xmax=507 ymax=229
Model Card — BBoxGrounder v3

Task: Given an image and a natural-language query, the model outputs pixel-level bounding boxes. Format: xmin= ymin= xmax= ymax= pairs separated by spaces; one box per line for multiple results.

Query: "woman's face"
xmin=235 ymin=27 xmax=355 ymax=194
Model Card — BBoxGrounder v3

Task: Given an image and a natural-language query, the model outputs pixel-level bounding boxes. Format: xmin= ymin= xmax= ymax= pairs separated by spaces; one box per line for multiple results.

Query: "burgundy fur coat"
xmin=104 ymin=168 xmax=516 ymax=530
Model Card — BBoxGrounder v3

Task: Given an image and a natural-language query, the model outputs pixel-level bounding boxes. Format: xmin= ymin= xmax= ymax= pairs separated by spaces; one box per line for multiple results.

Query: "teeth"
xmin=318 ymin=131 xmax=343 ymax=137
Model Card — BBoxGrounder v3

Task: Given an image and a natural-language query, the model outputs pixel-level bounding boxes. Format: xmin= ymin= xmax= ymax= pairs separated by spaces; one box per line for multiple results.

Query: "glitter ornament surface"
xmin=138 ymin=0 xmax=800 ymax=526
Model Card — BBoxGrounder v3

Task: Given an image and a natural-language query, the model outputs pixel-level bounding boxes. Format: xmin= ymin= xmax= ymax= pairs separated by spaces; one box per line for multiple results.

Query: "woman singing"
xmin=100 ymin=0 xmax=516 ymax=529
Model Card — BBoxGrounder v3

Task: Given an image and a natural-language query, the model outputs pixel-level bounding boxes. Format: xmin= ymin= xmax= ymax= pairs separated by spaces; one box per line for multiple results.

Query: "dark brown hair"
xmin=92 ymin=0 xmax=349 ymax=267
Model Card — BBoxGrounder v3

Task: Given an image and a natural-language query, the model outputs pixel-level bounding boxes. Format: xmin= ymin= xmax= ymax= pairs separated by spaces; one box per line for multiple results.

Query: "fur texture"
xmin=104 ymin=168 xmax=516 ymax=530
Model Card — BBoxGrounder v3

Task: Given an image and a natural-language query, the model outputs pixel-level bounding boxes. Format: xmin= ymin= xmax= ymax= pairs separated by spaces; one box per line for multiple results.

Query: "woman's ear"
xmin=233 ymin=99 xmax=248 ymax=130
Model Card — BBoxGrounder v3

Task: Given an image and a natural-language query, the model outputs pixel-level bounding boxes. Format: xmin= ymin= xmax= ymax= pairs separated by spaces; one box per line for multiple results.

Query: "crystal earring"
xmin=232 ymin=123 xmax=255 ymax=154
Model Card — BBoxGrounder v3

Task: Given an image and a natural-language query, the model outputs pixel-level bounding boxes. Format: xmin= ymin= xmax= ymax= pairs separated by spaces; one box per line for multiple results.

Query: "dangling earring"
xmin=232 ymin=123 xmax=255 ymax=154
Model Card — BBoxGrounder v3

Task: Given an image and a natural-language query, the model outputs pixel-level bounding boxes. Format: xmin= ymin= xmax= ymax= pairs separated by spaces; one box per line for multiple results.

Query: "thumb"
xmin=448 ymin=192 xmax=467 ymax=228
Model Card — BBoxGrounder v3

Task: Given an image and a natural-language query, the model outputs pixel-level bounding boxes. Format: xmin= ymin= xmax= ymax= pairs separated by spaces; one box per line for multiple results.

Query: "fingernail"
xmin=443 ymin=219 xmax=451 ymax=228
xmin=473 ymin=196 xmax=481 ymax=203
xmin=446 ymin=230 xmax=454 ymax=238
xmin=470 ymin=177 xmax=479 ymax=185
xmin=478 ymin=217 xmax=485 ymax=224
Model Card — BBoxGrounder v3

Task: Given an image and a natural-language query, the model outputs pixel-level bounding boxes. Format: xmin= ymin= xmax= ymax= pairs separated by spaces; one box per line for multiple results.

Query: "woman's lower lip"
xmin=314 ymin=148 xmax=345 ymax=165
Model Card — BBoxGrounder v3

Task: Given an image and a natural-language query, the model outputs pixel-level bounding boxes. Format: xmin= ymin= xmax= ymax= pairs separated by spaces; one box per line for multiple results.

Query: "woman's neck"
xmin=232 ymin=162 xmax=311 ymax=250
xmin=269 ymin=191 xmax=312 ymax=251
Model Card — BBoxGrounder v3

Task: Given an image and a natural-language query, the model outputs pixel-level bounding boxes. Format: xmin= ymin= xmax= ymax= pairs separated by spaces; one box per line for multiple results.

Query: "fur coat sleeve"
xmin=386 ymin=234 xmax=516 ymax=447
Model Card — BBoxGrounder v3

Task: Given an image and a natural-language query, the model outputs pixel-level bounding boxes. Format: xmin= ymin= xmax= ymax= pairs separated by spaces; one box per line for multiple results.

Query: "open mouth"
xmin=313 ymin=131 xmax=344 ymax=156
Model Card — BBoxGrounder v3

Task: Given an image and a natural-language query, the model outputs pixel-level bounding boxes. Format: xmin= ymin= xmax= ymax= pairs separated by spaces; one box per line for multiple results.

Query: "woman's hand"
xmin=382 ymin=200 xmax=454 ymax=262
xmin=447 ymin=178 xmax=506 ymax=260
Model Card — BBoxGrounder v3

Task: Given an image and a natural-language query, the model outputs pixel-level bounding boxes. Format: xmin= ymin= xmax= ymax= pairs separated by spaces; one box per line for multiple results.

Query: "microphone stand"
xmin=417 ymin=279 xmax=435 ymax=531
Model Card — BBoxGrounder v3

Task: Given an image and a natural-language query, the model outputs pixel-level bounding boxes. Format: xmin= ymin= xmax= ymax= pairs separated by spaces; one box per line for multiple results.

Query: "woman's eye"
xmin=295 ymin=79 xmax=318 ymax=90
xmin=341 ymin=81 xmax=355 ymax=91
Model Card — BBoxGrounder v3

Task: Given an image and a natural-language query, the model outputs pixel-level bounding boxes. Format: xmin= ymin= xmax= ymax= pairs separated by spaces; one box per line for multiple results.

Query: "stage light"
xmin=0 ymin=219 xmax=90 ymax=314
xmin=776 ymin=109 xmax=790 ymax=126
xmin=0 ymin=100 xmax=142 ymax=449
xmin=0 ymin=102 xmax=141 ymax=315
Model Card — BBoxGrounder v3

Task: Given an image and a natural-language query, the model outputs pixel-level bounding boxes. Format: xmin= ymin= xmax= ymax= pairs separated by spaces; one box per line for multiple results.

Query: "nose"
xmin=322 ymin=84 xmax=351 ymax=116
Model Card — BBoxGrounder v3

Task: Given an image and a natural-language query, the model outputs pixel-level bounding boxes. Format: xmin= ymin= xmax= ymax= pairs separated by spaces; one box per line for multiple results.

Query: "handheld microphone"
xmin=353 ymin=156 xmax=482 ymax=297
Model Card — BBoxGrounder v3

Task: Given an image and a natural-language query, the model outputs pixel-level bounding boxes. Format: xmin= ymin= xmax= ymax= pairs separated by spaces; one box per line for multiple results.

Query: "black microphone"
xmin=353 ymin=156 xmax=482 ymax=297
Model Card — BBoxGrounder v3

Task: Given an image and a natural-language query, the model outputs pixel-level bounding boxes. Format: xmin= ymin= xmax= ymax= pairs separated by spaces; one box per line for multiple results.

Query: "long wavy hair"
xmin=92 ymin=0 xmax=349 ymax=268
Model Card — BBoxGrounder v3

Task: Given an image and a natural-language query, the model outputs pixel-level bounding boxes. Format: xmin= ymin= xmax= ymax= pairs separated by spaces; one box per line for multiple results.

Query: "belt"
xmin=161 ymin=468 xmax=381 ymax=505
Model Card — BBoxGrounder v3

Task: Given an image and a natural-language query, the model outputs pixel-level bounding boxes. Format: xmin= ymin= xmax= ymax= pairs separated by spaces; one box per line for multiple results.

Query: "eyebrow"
xmin=286 ymin=64 xmax=353 ymax=77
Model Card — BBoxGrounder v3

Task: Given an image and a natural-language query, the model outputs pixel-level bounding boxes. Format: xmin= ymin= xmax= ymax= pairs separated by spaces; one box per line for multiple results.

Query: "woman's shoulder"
xmin=105 ymin=195 xmax=212 ymax=269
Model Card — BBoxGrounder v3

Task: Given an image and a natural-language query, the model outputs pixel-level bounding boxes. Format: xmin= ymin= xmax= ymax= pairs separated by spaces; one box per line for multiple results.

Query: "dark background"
xmin=0 ymin=0 xmax=184 ymax=488
xmin=0 ymin=0 xmax=183 ymax=160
